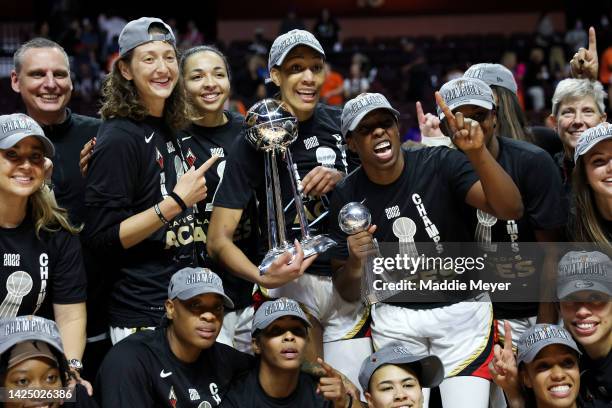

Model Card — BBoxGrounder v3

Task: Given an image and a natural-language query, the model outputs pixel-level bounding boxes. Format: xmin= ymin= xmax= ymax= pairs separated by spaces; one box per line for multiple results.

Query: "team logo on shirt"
xmin=0 ymin=271 xmax=33 ymax=317
xmin=315 ymin=146 xmax=336 ymax=168
xmin=156 ymin=148 xmax=164 ymax=169
xmin=189 ymin=388 xmax=201 ymax=401
xmin=210 ymin=147 xmax=224 ymax=157
xmin=168 ymin=386 xmax=177 ymax=407
xmin=186 ymin=148 xmax=197 ymax=167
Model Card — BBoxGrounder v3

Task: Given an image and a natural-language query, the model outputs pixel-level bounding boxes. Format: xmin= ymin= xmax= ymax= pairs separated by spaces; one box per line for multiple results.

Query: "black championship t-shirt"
xmin=328 ymin=146 xmax=479 ymax=307
xmin=43 ymin=109 xmax=101 ymax=226
xmin=180 ymin=111 xmax=258 ymax=310
xmin=0 ymin=216 xmax=87 ymax=319
xmin=222 ymin=367 xmax=332 ymax=408
xmin=579 ymin=349 xmax=612 ymax=408
xmin=215 ymin=103 xmax=358 ymax=276
xmin=466 ymin=137 xmax=567 ymax=319
xmin=95 ymin=329 xmax=254 ymax=408
xmin=84 ymin=117 xmax=197 ymax=327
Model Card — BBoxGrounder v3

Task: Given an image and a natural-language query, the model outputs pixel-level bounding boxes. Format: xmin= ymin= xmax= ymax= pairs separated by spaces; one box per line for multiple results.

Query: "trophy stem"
xmin=264 ymin=152 xmax=279 ymax=249
xmin=270 ymin=149 xmax=288 ymax=246
xmin=284 ymin=149 xmax=310 ymax=239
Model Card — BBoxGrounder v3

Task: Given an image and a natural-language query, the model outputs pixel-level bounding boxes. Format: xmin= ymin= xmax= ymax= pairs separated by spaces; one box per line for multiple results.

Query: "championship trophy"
xmin=339 ymin=202 xmax=396 ymax=305
xmin=245 ymin=99 xmax=336 ymax=274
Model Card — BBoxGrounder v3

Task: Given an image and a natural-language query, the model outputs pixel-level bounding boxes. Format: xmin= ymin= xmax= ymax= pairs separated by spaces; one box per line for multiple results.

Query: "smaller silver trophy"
xmin=339 ymin=202 xmax=396 ymax=305
xmin=245 ymin=99 xmax=336 ymax=274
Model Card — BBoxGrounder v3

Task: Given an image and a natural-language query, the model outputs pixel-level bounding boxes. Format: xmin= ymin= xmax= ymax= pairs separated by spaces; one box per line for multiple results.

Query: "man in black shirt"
xmin=10 ymin=38 xmax=104 ymax=380
xmin=330 ymin=91 xmax=523 ymax=407
xmin=222 ymin=297 xmax=351 ymax=408
xmin=96 ymin=267 xmax=253 ymax=407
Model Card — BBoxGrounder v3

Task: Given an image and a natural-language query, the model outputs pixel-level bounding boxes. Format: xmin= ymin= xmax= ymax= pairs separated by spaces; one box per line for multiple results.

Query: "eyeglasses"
xmin=353 ymin=118 xmax=397 ymax=136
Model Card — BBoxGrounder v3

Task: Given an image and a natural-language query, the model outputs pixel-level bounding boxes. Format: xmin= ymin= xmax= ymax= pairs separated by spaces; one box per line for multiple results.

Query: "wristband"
xmin=154 ymin=203 xmax=169 ymax=224
xmin=168 ymin=191 xmax=188 ymax=211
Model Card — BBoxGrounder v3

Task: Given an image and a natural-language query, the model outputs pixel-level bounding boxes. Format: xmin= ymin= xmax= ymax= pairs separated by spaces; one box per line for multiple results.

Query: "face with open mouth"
xmin=167 ymin=293 xmax=224 ymax=353
xmin=0 ymin=137 xmax=45 ymax=199
xmin=521 ymin=345 xmax=580 ymax=408
xmin=270 ymin=46 xmax=325 ymax=122
xmin=555 ymin=96 xmax=606 ymax=153
xmin=365 ymin=364 xmax=424 ymax=408
xmin=183 ymin=50 xmax=230 ymax=118
xmin=4 ymin=355 xmax=63 ymax=408
xmin=121 ymin=41 xmax=179 ymax=116
xmin=11 ymin=47 xmax=72 ymax=123
xmin=560 ymin=290 xmax=611 ymax=356
xmin=254 ymin=316 xmax=308 ymax=370
xmin=347 ymin=109 xmax=402 ymax=182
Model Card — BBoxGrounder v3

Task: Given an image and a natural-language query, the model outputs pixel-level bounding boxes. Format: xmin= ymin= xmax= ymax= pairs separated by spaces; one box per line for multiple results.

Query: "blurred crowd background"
xmin=2 ymin=0 xmax=612 ymax=141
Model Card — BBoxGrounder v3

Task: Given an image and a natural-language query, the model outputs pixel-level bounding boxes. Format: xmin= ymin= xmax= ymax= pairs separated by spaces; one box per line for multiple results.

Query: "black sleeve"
xmin=83 ymin=123 xmax=141 ymax=254
xmin=95 ymin=344 xmax=154 ymax=408
xmin=328 ymin=181 xmax=350 ymax=262
xmin=70 ymin=383 xmax=100 ymax=408
xmin=522 ymin=150 xmax=567 ymax=230
xmin=50 ymin=230 xmax=87 ymax=304
xmin=213 ymin=137 xmax=263 ymax=209
xmin=439 ymin=148 xmax=480 ymax=202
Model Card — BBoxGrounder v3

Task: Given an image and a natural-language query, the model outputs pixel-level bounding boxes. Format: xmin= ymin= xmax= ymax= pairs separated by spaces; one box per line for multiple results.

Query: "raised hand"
xmin=416 ymin=101 xmax=445 ymax=138
xmin=435 ymin=91 xmax=485 ymax=152
xmin=570 ymin=26 xmax=598 ymax=80
xmin=489 ymin=321 xmax=520 ymax=395
xmin=173 ymin=155 xmax=219 ymax=208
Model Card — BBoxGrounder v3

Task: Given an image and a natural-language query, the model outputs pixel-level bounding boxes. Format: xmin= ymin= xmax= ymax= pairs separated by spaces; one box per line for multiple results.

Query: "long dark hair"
xmin=493 ymin=86 xmax=535 ymax=143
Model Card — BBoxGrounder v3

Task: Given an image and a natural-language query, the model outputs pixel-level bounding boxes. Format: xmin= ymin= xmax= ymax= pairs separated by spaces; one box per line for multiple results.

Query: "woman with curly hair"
xmin=84 ymin=17 xmax=217 ymax=344
xmin=0 ymin=113 xmax=87 ymax=377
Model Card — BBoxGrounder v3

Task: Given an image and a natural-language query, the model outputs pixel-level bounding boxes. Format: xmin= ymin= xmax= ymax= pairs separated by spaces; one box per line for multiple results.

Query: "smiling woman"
xmin=84 ymin=17 xmax=215 ymax=345
xmin=571 ymin=122 xmax=612 ymax=244
xmin=517 ymin=325 xmax=582 ymax=408
xmin=0 ymin=113 xmax=87 ymax=373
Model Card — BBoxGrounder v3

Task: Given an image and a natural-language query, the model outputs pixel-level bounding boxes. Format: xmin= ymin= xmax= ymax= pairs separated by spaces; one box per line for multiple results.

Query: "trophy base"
xmin=258 ymin=235 xmax=337 ymax=275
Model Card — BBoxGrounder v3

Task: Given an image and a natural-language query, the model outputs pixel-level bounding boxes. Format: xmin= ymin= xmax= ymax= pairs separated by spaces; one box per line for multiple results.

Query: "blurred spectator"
xmin=97 ymin=14 xmax=126 ymax=56
xmin=79 ymin=18 xmax=100 ymax=56
xmin=502 ymin=51 xmax=526 ymax=108
xmin=320 ymin=62 xmax=344 ymax=106
xmin=248 ymin=27 xmax=269 ymax=56
xmin=549 ymin=45 xmax=567 ymax=82
xmin=180 ymin=20 xmax=204 ymax=50
xmin=74 ymin=61 xmax=101 ymax=103
xmin=400 ymin=38 xmax=432 ymax=106
xmin=535 ymin=12 xmax=555 ymax=47
xmin=235 ymin=54 xmax=267 ymax=107
xmin=564 ymin=20 xmax=588 ymax=53
xmin=34 ymin=21 xmax=51 ymax=39
xmin=278 ymin=8 xmax=305 ymax=35
xmin=59 ymin=19 xmax=82 ymax=56
xmin=524 ymin=47 xmax=549 ymax=111
xmin=313 ymin=8 xmax=340 ymax=53
xmin=344 ymin=61 xmax=370 ymax=100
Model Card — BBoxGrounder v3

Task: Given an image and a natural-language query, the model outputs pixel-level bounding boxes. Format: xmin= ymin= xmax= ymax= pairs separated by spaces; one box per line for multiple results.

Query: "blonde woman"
xmin=0 ymin=113 xmax=86 ymax=375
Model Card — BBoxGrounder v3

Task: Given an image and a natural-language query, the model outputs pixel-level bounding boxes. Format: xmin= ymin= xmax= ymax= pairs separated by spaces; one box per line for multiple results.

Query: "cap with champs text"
xmin=268 ymin=29 xmax=325 ymax=72
xmin=341 ymin=92 xmax=400 ymax=137
xmin=574 ymin=122 xmax=612 ymax=163
xmin=251 ymin=297 xmax=311 ymax=334
xmin=0 ymin=113 xmax=54 ymax=157
xmin=436 ymin=77 xmax=495 ymax=119
xmin=517 ymin=324 xmax=581 ymax=365
xmin=168 ymin=267 xmax=234 ymax=308
xmin=557 ymin=250 xmax=611 ymax=299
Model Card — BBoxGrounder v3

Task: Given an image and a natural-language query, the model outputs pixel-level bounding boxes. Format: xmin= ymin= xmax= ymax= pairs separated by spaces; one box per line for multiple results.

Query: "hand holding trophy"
xmin=245 ymin=99 xmax=336 ymax=274
xmin=339 ymin=202 xmax=397 ymax=305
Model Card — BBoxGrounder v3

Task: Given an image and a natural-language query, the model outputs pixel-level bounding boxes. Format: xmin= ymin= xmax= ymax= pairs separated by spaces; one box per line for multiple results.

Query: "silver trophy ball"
xmin=245 ymin=98 xmax=298 ymax=151
xmin=339 ymin=202 xmax=372 ymax=235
